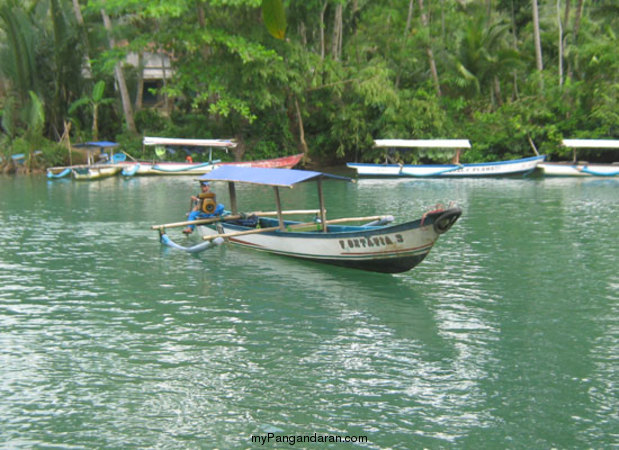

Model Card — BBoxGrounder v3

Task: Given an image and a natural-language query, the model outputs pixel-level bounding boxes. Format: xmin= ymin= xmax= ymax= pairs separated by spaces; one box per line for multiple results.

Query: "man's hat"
xmin=200 ymin=181 xmax=210 ymax=186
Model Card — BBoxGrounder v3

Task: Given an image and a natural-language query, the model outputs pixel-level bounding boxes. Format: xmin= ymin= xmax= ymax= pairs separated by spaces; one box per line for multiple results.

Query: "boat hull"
xmin=199 ymin=208 xmax=461 ymax=273
xmin=538 ymin=162 xmax=619 ymax=177
xmin=347 ymin=155 xmax=545 ymax=177
xmin=71 ymin=165 xmax=121 ymax=180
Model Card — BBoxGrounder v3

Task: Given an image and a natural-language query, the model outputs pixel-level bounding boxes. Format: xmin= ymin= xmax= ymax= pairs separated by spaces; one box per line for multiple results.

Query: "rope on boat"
xmin=160 ymin=232 xmax=224 ymax=253
xmin=47 ymin=168 xmax=71 ymax=179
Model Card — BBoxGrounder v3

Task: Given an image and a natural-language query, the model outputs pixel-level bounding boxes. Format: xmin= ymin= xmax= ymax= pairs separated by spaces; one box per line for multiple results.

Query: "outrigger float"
xmin=151 ymin=166 xmax=462 ymax=273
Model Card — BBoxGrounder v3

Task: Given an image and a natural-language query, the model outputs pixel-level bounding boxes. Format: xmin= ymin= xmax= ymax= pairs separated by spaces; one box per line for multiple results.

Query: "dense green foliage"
xmin=1 ymin=0 xmax=618 ymax=170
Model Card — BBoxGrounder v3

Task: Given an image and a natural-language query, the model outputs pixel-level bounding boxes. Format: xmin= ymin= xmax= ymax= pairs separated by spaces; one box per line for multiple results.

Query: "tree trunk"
xmin=509 ymin=0 xmax=519 ymax=100
xmin=93 ymin=104 xmax=99 ymax=141
xmin=493 ymin=76 xmax=502 ymax=106
xmin=418 ymin=0 xmax=441 ymax=96
xmin=101 ymin=7 xmax=137 ymax=134
xmin=196 ymin=1 xmax=206 ymax=28
xmin=331 ymin=3 xmax=343 ymax=61
xmin=135 ymin=52 xmax=144 ymax=110
xmin=159 ymin=49 xmax=169 ymax=112
xmin=573 ymin=0 xmax=584 ymax=40
xmin=557 ymin=0 xmax=563 ymax=86
xmin=396 ymin=0 xmax=416 ymax=88
xmin=71 ymin=0 xmax=92 ymax=78
xmin=320 ymin=2 xmax=327 ymax=60
xmin=568 ymin=0 xmax=585 ymax=82
xmin=532 ymin=0 xmax=544 ymax=91
xmin=294 ymin=97 xmax=309 ymax=159
xmin=405 ymin=0 xmax=415 ymax=34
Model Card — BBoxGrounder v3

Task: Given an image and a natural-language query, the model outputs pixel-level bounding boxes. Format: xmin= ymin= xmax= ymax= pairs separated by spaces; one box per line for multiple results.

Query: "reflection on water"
xmin=0 ymin=175 xmax=617 ymax=448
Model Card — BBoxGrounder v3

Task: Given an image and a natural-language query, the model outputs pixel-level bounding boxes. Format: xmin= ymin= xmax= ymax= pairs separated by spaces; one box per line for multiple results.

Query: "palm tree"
xmin=0 ymin=1 xmax=38 ymax=104
xmin=451 ymin=15 xmax=522 ymax=107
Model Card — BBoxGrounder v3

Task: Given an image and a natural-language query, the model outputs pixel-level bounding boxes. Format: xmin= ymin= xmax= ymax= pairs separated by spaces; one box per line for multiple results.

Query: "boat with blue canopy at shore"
xmin=46 ymin=141 xmax=124 ymax=180
xmin=347 ymin=139 xmax=545 ymax=177
xmin=537 ymin=139 xmax=619 ymax=177
xmin=151 ymin=166 xmax=462 ymax=273
xmin=47 ymin=138 xmax=303 ymax=179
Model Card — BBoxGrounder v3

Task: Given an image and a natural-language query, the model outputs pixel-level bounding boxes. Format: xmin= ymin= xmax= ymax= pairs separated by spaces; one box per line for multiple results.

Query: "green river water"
xmin=0 ymin=174 xmax=617 ymax=449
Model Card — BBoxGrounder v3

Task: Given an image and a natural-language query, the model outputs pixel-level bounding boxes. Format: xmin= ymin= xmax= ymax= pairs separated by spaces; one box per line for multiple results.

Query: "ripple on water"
xmin=0 ymin=176 xmax=617 ymax=448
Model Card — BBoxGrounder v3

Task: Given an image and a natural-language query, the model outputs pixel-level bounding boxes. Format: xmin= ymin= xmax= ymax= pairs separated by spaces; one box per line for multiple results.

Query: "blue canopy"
xmin=198 ymin=166 xmax=351 ymax=187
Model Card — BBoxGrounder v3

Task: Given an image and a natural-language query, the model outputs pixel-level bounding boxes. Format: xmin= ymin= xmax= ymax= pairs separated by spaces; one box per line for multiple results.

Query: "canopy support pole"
xmin=317 ymin=179 xmax=328 ymax=232
xmin=228 ymin=182 xmax=238 ymax=214
xmin=273 ymin=187 xmax=285 ymax=230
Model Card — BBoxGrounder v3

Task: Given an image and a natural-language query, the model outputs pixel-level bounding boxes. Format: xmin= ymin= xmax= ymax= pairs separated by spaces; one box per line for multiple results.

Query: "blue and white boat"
xmin=153 ymin=166 xmax=462 ymax=273
xmin=347 ymin=139 xmax=545 ymax=177
xmin=538 ymin=139 xmax=619 ymax=177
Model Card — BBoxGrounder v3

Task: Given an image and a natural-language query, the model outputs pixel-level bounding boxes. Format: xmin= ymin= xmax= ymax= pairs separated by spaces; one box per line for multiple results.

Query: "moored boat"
xmin=538 ymin=139 xmax=619 ymax=177
xmin=118 ymin=137 xmax=303 ymax=176
xmin=46 ymin=141 xmax=124 ymax=180
xmin=151 ymin=166 xmax=462 ymax=273
xmin=347 ymin=139 xmax=545 ymax=177
xmin=47 ymin=137 xmax=304 ymax=179
xmin=72 ymin=164 xmax=122 ymax=180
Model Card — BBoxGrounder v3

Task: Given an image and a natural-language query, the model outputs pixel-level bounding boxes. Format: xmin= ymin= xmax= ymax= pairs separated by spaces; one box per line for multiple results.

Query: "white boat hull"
xmin=538 ymin=162 xmax=619 ymax=177
xmin=198 ymin=209 xmax=461 ymax=273
xmin=347 ymin=155 xmax=545 ymax=177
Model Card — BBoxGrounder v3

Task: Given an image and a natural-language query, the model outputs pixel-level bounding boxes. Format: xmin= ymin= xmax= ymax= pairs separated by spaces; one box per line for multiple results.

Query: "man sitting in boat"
xmin=183 ymin=181 xmax=224 ymax=234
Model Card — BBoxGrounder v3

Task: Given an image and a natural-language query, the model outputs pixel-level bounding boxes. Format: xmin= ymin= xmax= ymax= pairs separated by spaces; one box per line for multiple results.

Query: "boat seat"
xmin=112 ymin=153 xmax=126 ymax=163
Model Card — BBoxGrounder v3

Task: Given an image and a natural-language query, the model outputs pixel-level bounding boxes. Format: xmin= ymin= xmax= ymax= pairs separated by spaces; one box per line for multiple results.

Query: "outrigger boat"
xmin=47 ymin=141 xmax=123 ymax=180
xmin=118 ymin=136 xmax=303 ymax=176
xmin=47 ymin=138 xmax=303 ymax=179
xmin=347 ymin=139 xmax=545 ymax=177
xmin=151 ymin=166 xmax=462 ymax=273
xmin=537 ymin=139 xmax=619 ymax=177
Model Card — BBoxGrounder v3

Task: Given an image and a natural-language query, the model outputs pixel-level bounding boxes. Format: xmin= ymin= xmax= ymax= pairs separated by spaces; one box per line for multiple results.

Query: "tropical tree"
xmin=449 ymin=12 xmax=523 ymax=108
xmin=68 ymin=80 xmax=115 ymax=140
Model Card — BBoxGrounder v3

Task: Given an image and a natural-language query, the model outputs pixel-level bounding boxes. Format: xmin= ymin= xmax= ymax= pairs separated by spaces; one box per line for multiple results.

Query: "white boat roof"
xmin=562 ymin=139 xmax=619 ymax=149
xmin=374 ymin=139 xmax=471 ymax=148
xmin=143 ymin=136 xmax=237 ymax=148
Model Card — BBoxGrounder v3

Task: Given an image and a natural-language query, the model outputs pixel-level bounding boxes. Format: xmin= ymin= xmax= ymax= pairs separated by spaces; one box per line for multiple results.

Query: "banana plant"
xmin=68 ymin=81 xmax=114 ymax=141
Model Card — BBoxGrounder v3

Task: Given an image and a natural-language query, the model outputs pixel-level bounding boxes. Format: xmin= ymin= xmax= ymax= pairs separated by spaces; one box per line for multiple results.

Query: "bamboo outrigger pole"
xmin=151 ymin=209 xmax=322 ymax=231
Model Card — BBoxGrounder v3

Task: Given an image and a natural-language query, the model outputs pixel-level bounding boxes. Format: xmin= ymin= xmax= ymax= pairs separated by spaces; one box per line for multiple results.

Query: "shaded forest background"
xmin=0 ymin=0 xmax=618 ymax=170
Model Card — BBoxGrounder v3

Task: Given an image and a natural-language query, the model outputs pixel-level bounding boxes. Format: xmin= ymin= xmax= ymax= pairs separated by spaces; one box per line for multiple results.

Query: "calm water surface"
xmin=0 ymin=174 xmax=617 ymax=448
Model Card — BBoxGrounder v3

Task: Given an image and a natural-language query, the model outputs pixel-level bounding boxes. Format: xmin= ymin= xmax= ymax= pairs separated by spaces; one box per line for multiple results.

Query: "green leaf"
xmin=92 ymin=81 xmax=106 ymax=103
xmin=262 ymin=0 xmax=286 ymax=40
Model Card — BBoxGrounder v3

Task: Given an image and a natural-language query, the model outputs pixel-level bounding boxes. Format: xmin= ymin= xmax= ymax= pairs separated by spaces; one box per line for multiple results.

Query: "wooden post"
xmin=228 ymin=181 xmax=237 ymax=214
xmin=317 ymin=179 xmax=328 ymax=232
xmin=273 ymin=186 xmax=285 ymax=230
